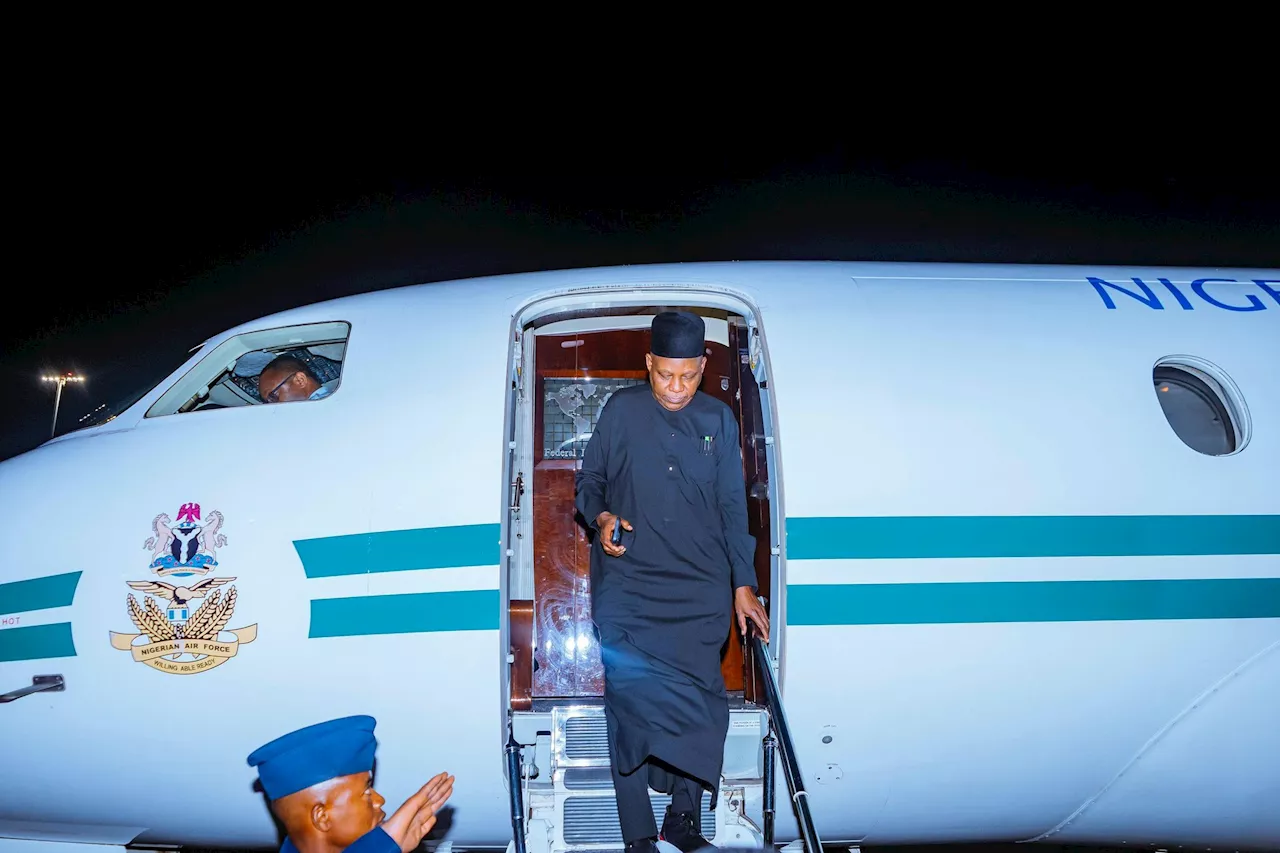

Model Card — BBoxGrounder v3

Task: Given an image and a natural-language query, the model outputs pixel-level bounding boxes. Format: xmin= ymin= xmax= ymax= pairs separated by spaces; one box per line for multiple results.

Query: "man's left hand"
xmin=734 ymin=586 xmax=769 ymax=642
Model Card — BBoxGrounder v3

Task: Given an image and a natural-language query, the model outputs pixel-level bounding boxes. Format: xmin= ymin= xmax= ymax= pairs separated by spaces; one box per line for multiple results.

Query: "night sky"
xmin=3 ymin=147 xmax=1277 ymax=463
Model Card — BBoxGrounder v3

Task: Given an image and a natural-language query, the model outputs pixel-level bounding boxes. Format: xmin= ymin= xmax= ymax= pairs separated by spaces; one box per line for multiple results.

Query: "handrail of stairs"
xmin=748 ymin=623 xmax=823 ymax=853
xmin=506 ymin=729 xmax=528 ymax=853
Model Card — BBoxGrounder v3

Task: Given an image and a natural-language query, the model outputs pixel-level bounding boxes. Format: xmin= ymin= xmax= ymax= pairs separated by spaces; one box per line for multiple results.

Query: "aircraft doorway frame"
xmin=496 ymin=283 xmax=789 ymax=753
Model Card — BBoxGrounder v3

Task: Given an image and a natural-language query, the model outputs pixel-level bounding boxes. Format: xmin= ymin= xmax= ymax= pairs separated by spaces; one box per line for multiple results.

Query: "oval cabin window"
xmin=1152 ymin=360 xmax=1247 ymax=456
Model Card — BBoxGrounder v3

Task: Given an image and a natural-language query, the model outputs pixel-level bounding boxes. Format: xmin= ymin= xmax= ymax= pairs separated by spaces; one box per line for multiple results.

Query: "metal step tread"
xmin=535 ymin=703 xmax=770 ymax=853
xmin=553 ymin=704 xmax=769 ymax=769
xmin=563 ymin=788 xmax=717 ymax=846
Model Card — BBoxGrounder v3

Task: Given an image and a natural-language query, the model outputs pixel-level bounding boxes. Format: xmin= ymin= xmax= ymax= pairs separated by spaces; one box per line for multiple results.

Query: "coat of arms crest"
xmin=143 ymin=502 xmax=227 ymax=577
xmin=110 ymin=503 xmax=257 ymax=675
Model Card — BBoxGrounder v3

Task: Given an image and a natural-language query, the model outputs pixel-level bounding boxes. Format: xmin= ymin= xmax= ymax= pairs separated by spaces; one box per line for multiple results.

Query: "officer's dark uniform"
xmin=576 ymin=312 xmax=757 ymax=852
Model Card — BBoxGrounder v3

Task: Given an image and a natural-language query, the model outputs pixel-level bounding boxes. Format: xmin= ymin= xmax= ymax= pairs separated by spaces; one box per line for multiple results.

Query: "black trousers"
xmin=612 ymin=756 xmax=703 ymax=843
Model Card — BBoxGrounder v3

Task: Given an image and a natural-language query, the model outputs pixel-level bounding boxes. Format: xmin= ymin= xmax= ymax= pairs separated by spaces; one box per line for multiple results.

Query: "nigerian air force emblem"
xmin=110 ymin=503 xmax=257 ymax=675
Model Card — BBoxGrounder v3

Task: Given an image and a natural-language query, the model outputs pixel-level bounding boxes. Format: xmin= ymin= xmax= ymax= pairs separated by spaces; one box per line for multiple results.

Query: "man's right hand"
xmin=382 ymin=771 xmax=454 ymax=852
xmin=596 ymin=512 xmax=632 ymax=557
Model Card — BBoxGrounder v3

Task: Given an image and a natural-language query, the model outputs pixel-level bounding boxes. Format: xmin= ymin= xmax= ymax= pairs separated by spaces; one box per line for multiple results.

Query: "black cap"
xmin=650 ymin=311 xmax=705 ymax=358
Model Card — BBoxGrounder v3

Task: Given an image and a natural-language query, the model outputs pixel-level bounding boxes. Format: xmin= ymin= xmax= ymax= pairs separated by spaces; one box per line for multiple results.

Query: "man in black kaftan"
xmin=575 ymin=311 xmax=770 ymax=853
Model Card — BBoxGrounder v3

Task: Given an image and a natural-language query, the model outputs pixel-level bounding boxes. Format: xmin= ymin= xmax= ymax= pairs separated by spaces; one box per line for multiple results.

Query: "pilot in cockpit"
xmin=258 ymin=354 xmax=340 ymax=404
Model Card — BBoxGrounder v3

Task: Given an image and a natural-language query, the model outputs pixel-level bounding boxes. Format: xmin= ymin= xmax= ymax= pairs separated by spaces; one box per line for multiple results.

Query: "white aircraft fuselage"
xmin=1 ymin=262 xmax=1276 ymax=852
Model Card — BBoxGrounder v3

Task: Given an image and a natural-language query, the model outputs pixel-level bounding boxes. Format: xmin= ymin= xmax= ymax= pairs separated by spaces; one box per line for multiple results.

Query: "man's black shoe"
xmin=660 ymin=807 xmax=713 ymax=852
xmin=625 ymin=837 xmax=659 ymax=853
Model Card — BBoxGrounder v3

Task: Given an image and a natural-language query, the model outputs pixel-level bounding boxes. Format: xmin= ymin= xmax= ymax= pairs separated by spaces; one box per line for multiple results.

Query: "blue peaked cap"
xmin=247 ymin=715 xmax=377 ymax=800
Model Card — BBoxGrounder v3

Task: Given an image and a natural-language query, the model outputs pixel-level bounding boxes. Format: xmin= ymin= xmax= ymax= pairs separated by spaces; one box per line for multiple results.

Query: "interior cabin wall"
xmin=508 ymin=312 xmax=774 ymax=709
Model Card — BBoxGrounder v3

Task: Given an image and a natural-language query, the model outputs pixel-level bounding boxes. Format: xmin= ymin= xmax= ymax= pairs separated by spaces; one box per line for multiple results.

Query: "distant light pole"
xmin=42 ymin=373 xmax=84 ymax=437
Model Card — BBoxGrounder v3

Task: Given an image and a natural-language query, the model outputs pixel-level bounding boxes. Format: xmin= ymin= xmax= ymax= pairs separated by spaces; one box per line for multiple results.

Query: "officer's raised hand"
xmin=734 ymin=587 xmax=769 ymax=642
xmin=382 ymin=771 xmax=455 ymax=852
xmin=596 ymin=511 xmax=632 ymax=557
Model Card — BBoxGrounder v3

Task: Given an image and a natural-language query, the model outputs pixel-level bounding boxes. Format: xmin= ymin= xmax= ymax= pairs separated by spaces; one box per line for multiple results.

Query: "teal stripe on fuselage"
xmin=297 ymin=516 xmax=1280 ymax=636
xmin=785 ymin=515 xmax=1280 ymax=560
xmin=786 ymin=578 xmax=1280 ymax=625
xmin=0 ymin=571 xmax=82 ymax=615
xmin=295 ymin=523 xmax=501 ymax=578
xmin=309 ymin=589 xmax=499 ymax=638
xmin=0 ymin=623 xmax=77 ymax=662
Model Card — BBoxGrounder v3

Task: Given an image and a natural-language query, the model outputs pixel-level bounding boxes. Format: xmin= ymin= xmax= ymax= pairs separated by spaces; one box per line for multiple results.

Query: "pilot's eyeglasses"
xmin=263 ymin=371 xmax=300 ymax=404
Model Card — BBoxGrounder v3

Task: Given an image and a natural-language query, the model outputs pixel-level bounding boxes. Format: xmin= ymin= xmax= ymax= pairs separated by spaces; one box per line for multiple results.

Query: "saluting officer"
xmin=246 ymin=715 xmax=454 ymax=853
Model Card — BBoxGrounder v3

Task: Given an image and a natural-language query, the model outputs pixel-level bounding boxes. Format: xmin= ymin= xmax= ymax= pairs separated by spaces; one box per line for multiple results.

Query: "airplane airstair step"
xmin=514 ymin=704 xmax=770 ymax=853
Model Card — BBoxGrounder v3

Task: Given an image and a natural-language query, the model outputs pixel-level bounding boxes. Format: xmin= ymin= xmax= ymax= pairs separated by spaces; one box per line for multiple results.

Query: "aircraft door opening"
xmin=506 ymin=308 xmax=777 ymax=707
xmin=498 ymin=291 xmax=786 ymax=853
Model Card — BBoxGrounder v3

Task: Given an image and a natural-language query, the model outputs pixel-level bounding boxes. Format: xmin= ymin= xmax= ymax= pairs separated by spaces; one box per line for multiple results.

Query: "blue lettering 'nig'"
xmin=1089 ymin=277 xmax=1276 ymax=311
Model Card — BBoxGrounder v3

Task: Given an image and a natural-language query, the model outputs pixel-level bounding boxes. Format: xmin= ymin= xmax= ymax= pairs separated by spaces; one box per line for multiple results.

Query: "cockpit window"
xmin=67 ymin=345 xmax=208 ymax=433
xmin=145 ymin=321 xmax=351 ymax=418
